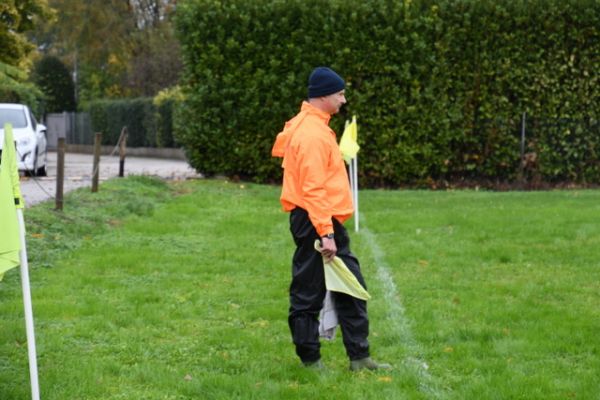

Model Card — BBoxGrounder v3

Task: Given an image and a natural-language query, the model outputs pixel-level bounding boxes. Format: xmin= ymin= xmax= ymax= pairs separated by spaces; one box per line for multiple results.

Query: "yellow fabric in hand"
xmin=314 ymin=240 xmax=370 ymax=300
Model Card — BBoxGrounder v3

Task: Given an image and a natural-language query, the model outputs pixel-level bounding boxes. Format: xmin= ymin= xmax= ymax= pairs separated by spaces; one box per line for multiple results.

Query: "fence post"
xmin=92 ymin=132 xmax=102 ymax=193
xmin=55 ymin=138 xmax=65 ymax=210
xmin=118 ymin=127 xmax=128 ymax=178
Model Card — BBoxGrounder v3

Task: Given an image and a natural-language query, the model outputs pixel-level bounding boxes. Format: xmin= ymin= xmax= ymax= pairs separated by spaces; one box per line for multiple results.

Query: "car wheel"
xmin=29 ymin=150 xmax=39 ymax=177
xmin=37 ymin=164 xmax=47 ymax=177
xmin=36 ymin=149 xmax=47 ymax=176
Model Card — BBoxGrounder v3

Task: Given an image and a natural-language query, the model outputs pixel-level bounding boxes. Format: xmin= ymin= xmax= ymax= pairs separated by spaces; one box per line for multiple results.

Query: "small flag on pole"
xmin=339 ymin=115 xmax=360 ymax=164
xmin=339 ymin=116 xmax=360 ymax=232
xmin=0 ymin=123 xmax=24 ymax=280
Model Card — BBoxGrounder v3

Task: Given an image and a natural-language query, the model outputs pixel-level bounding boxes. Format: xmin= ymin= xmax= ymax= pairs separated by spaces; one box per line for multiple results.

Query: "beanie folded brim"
xmin=308 ymin=83 xmax=345 ymax=98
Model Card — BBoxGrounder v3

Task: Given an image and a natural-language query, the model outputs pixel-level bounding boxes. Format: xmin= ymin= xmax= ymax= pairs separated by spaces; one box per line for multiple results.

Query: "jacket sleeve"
xmin=295 ymin=133 xmax=334 ymax=236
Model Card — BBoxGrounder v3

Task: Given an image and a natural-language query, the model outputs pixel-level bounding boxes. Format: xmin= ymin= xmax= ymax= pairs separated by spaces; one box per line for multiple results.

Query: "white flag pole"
xmin=17 ymin=208 xmax=40 ymax=400
xmin=353 ymin=155 xmax=359 ymax=232
xmin=348 ymin=156 xmax=355 ymax=206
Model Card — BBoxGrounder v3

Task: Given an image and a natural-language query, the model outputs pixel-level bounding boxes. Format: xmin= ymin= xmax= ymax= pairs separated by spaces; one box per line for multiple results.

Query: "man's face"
xmin=323 ymin=90 xmax=346 ymax=114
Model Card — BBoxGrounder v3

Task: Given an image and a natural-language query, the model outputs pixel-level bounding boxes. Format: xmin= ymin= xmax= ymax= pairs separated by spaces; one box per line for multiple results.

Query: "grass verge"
xmin=2 ymin=179 xmax=600 ymax=399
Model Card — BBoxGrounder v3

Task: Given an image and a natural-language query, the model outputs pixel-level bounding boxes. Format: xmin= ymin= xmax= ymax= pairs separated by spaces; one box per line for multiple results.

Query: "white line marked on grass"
xmin=361 ymin=221 xmax=446 ymax=399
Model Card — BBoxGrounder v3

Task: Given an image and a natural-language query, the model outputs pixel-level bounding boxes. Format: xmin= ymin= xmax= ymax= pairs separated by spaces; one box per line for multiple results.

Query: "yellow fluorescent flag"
xmin=0 ymin=123 xmax=23 ymax=280
xmin=314 ymin=240 xmax=370 ymax=300
xmin=339 ymin=115 xmax=360 ymax=164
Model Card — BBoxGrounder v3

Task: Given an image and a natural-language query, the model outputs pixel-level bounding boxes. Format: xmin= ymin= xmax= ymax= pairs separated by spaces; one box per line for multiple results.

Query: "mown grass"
xmin=356 ymin=189 xmax=600 ymax=399
xmin=2 ymin=178 xmax=600 ymax=399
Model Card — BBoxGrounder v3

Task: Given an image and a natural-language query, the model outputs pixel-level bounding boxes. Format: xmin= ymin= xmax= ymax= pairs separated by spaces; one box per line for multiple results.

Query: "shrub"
xmin=175 ymin=0 xmax=600 ymax=187
xmin=86 ymin=98 xmax=156 ymax=147
xmin=154 ymin=86 xmax=184 ymax=148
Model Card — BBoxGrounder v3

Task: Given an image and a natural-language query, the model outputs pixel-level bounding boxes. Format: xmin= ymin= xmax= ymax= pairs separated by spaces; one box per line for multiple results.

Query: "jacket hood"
xmin=272 ymin=101 xmax=330 ymax=158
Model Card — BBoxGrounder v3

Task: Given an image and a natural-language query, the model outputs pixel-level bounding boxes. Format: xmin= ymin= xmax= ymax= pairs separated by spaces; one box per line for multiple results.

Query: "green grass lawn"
xmin=2 ymin=178 xmax=600 ymax=399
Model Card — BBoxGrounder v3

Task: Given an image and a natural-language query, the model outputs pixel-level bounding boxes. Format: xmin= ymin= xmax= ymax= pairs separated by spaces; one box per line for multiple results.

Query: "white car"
xmin=0 ymin=103 xmax=48 ymax=176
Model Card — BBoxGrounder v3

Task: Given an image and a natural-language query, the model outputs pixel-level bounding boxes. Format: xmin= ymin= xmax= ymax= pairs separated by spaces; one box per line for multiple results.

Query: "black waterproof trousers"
xmin=288 ymin=207 xmax=370 ymax=363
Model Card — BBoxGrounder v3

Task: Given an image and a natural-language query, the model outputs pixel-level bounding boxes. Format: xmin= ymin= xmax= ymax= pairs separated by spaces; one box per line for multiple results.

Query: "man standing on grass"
xmin=272 ymin=66 xmax=390 ymax=371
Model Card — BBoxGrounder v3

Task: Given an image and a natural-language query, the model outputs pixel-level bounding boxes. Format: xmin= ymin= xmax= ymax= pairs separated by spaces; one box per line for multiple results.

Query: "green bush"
xmin=86 ymin=98 xmax=154 ymax=147
xmin=154 ymin=86 xmax=183 ymax=148
xmin=175 ymin=0 xmax=600 ymax=187
xmin=85 ymin=96 xmax=180 ymax=148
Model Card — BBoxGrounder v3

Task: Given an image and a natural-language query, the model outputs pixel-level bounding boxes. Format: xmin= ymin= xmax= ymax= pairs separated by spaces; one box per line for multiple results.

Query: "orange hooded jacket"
xmin=272 ymin=101 xmax=353 ymax=237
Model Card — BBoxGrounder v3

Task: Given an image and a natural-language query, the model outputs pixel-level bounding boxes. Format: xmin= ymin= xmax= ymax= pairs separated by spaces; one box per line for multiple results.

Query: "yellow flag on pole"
xmin=0 ymin=123 xmax=24 ymax=280
xmin=339 ymin=115 xmax=360 ymax=164
xmin=1 ymin=125 xmax=40 ymax=400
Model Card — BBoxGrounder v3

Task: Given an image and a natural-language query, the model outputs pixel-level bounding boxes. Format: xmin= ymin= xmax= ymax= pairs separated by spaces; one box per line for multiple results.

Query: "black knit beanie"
xmin=307 ymin=67 xmax=345 ymax=98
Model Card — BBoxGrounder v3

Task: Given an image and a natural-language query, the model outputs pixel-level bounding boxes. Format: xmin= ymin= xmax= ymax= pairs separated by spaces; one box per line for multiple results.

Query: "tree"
xmin=0 ymin=61 xmax=44 ymax=111
xmin=0 ymin=0 xmax=52 ymax=108
xmin=33 ymin=0 xmax=136 ymax=100
xmin=125 ymin=21 xmax=182 ymax=97
xmin=0 ymin=0 xmax=54 ymax=67
xmin=32 ymin=0 xmax=180 ymax=101
xmin=130 ymin=0 xmax=177 ymax=28
xmin=32 ymin=55 xmax=76 ymax=113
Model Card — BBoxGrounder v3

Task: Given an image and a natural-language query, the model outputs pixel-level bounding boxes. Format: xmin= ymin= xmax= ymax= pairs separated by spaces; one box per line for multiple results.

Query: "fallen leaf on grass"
xmin=184 ymin=374 xmax=192 ymax=381
xmin=443 ymin=346 xmax=454 ymax=353
xmin=250 ymin=319 xmax=269 ymax=328
xmin=377 ymin=376 xmax=392 ymax=383
xmin=30 ymin=233 xmax=44 ymax=239
xmin=175 ymin=294 xmax=190 ymax=303
xmin=174 ymin=186 xmax=193 ymax=196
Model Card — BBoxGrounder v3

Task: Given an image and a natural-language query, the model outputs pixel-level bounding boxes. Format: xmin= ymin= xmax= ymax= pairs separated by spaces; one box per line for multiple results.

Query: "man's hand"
xmin=321 ymin=236 xmax=337 ymax=263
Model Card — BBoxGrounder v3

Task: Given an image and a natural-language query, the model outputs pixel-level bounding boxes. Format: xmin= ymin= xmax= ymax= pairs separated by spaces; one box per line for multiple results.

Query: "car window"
xmin=0 ymin=109 xmax=27 ymax=129
xmin=29 ymin=109 xmax=37 ymax=130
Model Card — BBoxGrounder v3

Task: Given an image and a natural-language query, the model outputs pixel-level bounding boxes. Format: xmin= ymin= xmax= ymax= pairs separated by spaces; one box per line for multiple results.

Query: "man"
xmin=272 ymin=66 xmax=390 ymax=371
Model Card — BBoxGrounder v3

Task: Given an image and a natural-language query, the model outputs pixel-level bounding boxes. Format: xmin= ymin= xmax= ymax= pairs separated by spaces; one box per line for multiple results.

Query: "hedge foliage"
xmin=85 ymin=95 xmax=179 ymax=148
xmin=175 ymin=0 xmax=600 ymax=187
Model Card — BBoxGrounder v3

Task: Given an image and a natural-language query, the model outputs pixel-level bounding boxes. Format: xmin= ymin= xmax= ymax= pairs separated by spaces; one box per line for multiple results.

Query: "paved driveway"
xmin=20 ymin=151 xmax=202 ymax=206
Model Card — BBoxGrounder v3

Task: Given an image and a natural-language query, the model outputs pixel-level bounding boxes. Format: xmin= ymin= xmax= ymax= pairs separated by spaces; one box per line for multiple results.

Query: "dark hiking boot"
xmin=350 ymin=357 xmax=392 ymax=371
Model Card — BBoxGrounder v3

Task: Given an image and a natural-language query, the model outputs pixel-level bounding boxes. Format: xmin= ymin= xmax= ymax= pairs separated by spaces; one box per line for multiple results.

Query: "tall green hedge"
xmin=175 ymin=0 xmax=600 ymax=187
xmin=85 ymin=97 xmax=179 ymax=148
xmin=87 ymin=98 xmax=156 ymax=147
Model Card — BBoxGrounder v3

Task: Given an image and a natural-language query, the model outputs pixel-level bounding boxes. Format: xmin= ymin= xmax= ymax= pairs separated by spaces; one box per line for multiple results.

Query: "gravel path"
xmin=20 ymin=151 xmax=202 ymax=206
